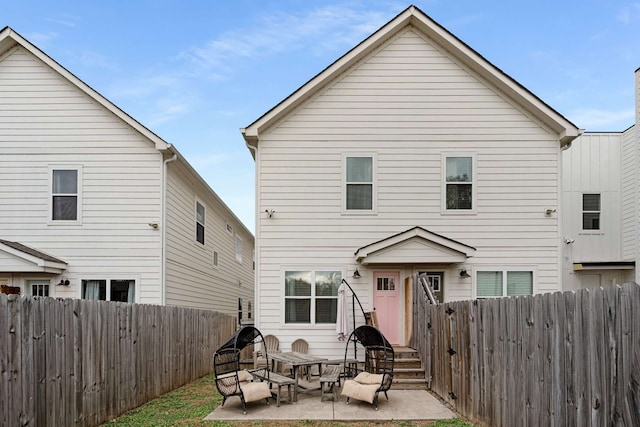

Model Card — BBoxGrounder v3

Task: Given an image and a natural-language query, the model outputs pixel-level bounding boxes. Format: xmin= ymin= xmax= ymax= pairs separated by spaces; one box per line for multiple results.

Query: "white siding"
xmin=0 ymin=47 xmax=164 ymax=302
xmin=164 ymin=161 xmax=255 ymax=316
xmin=621 ymin=126 xmax=637 ymax=261
xmin=255 ymin=28 xmax=563 ymax=354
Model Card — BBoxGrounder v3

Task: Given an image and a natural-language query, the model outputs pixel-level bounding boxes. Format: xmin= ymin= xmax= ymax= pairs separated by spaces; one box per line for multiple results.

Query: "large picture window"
xmin=582 ymin=194 xmax=600 ymax=230
xmin=345 ymin=156 xmax=374 ymax=211
xmin=476 ymin=270 xmax=533 ymax=298
xmin=52 ymin=168 xmax=80 ymax=221
xmin=82 ymin=279 xmax=135 ymax=303
xmin=284 ymin=270 xmax=341 ymax=324
xmin=444 ymin=155 xmax=474 ymax=211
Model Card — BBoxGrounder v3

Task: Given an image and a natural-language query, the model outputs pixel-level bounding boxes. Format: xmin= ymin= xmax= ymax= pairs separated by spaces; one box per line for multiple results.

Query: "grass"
xmin=102 ymin=374 xmax=473 ymax=427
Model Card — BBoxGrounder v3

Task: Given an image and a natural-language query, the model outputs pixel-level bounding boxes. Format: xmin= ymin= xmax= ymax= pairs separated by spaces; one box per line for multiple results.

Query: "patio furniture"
xmin=269 ymin=351 xmax=328 ymax=402
xmin=213 ymin=326 xmax=274 ymax=414
xmin=250 ymin=369 xmax=295 ymax=407
xmin=255 ymin=334 xmax=280 ymax=371
xmin=340 ymin=325 xmax=394 ymax=410
xmin=319 ymin=364 xmax=341 ymax=401
xmin=289 ymin=338 xmax=310 ymax=379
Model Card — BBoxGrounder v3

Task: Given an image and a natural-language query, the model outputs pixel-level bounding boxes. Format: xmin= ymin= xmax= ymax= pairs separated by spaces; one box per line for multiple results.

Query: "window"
xmin=444 ymin=155 xmax=474 ymax=211
xmin=196 ymin=201 xmax=205 ymax=244
xmin=284 ymin=270 xmax=341 ymax=324
xmin=51 ymin=168 xmax=80 ymax=221
xmin=213 ymin=251 xmax=219 ymax=267
xmin=235 ymin=235 xmax=243 ymax=263
xmin=476 ymin=270 xmax=533 ymax=298
xmin=28 ymin=280 xmax=50 ymax=297
xmin=82 ymin=279 xmax=135 ymax=303
xmin=226 ymin=223 xmax=233 ymax=234
xmin=345 ymin=156 xmax=374 ymax=211
xmin=583 ymin=194 xmax=600 ymax=230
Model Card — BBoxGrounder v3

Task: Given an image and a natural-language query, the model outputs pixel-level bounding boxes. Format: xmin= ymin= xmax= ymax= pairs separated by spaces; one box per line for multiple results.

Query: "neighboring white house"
xmin=562 ymin=69 xmax=639 ymax=290
xmin=241 ymin=5 xmax=580 ymax=355
xmin=0 ymin=27 xmax=255 ymax=318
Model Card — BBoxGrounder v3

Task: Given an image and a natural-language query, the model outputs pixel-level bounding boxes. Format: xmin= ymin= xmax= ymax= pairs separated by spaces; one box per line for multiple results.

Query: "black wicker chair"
xmin=213 ymin=326 xmax=272 ymax=414
xmin=341 ymin=325 xmax=394 ymax=410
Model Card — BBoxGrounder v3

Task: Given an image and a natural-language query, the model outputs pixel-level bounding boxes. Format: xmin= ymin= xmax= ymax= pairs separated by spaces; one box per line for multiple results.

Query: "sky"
xmin=3 ymin=1 xmax=639 ymax=233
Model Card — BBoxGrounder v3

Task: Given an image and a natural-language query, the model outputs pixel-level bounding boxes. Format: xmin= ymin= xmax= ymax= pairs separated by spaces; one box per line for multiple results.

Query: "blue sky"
xmin=3 ymin=1 xmax=639 ymax=232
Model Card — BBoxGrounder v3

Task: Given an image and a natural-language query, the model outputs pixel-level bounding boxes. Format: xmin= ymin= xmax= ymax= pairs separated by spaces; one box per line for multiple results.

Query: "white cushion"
xmin=239 ymin=381 xmax=272 ymax=402
xmin=341 ymin=379 xmax=380 ymax=404
xmin=353 ymin=372 xmax=384 ymax=385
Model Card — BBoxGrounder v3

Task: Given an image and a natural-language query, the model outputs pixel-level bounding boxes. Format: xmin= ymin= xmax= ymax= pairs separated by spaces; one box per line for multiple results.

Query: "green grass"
xmin=102 ymin=374 xmax=473 ymax=427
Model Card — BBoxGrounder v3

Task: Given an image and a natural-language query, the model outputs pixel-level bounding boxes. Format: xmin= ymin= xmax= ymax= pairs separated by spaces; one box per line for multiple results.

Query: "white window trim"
xmin=342 ymin=153 xmax=377 ymax=215
xmin=281 ymin=268 xmax=344 ymax=328
xmin=441 ymin=153 xmax=476 ymax=215
xmin=235 ymin=234 xmax=243 ymax=264
xmin=79 ymin=276 xmax=139 ymax=303
xmin=195 ymin=199 xmax=205 ymax=246
xmin=48 ymin=165 xmax=83 ymax=225
xmin=26 ymin=278 xmax=52 ymax=297
xmin=473 ymin=267 xmax=537 ymax=298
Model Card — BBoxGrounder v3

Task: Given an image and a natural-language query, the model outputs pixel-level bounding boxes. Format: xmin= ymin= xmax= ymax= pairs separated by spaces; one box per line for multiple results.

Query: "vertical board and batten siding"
xmin=0 ymin=294 xmax=237 ymax=427
xmin=562 ymin=133 xmax=622 ymax=263
xmin=621 ymin=127 xmax=637 ymax=261
xmin=164 ymin=162 xmax=254 ymax=315
xmin=0 ymin=47 xmax=164 ymax=303
xmin=256 ymin=27 xmax=563 ymax=353
xmin=410 ymin=279 xmax=640 ymax=427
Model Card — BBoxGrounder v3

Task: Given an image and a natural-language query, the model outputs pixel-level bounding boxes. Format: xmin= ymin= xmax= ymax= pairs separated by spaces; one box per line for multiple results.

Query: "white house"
xmin=0 ymin=27 xmax=255 ymax=318
xmin=241 ymin=5 xmax=580 ymax=355
xmin=561 ymin=69 xmax=639 ymax=289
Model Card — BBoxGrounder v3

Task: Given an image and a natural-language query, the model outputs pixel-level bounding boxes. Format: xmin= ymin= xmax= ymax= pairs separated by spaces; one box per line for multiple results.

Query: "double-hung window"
xmin=476 ymin=270 xmax=533 ymax=298
xmin=345 ymin=155 xmax=374 ymax=212
xmin=196 ymin=201 xmax=205 ymax=245
xmin=235 ymin=235 xmax=243 ymax=263
xmin=51 ymin=167 xmax=81 ymax=222
xmin=443 ymin=155 xmax=474 ymax=212
xmin=582 ymin=194 xmax=600 ymax=230
xmin=82 ymin=279 xmax=135 ymax=303
xmin=284 ymin=270 xmax=341 ymax=324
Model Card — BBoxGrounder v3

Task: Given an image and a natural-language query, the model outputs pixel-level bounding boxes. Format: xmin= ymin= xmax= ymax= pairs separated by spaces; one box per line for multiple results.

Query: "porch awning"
xmin=0 ymin=239 xmax=68 ymax=274
xmin=354 ymin=226 xmax=475 ymax=265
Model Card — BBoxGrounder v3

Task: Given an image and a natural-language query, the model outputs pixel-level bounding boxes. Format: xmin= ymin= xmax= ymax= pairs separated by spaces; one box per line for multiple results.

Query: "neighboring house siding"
xmin=0 ymin=46 xmax=163 ymax=302
xmin=164 ymin=161 xmax=254 ymax=316
xmin=621 ymin=126 xmax=636 ymax=261
xmin=256 ymin=28 xmax=563 ymax=346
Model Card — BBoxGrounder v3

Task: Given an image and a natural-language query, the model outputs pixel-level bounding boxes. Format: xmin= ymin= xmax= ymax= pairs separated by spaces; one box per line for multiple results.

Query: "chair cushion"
xmin=218 ymin=370 xmax=253 ymax=386
xmin=239 ymin=381 xmax=272 ymax=403
xmin=353 ymin=372 xmax=384 ymax=385
xmin=341 ymin=379 xmax=380 ymax=404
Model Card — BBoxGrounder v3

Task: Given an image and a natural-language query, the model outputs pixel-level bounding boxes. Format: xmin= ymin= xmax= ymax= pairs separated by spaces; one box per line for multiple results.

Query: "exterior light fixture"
xmin=352 ymin=269 xmax=361 ymax=279
xmin=58 ymin=278 xmax=70 ymax=286
xmin=459 ymin=269 xmax=471 ymax=279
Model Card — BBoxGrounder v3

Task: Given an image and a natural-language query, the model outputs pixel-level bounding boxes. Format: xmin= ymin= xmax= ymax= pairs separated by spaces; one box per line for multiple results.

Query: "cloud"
xmin=43 ymin=14 xmax=81 ymax=28
xmin=617 ymin=3 xmax=640 ymax=24
xmin=569 ymin=108 xmax=635 ymax=130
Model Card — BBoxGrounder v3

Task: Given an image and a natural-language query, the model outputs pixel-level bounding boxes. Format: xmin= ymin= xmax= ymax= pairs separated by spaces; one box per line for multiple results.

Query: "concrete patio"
xmin=205 ymin=378 xmax=457 ymax=422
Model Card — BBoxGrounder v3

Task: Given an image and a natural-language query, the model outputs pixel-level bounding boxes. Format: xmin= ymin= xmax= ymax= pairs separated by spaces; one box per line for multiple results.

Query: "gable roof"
xmin=242 ymin=5 xmax=581 ymax=153
xmin=354 ymin=226 xmax=476 ymax=265
xmin=0 ymin=239 xmax=68 ymax=273
xmin=0 ymin=26 xmax=170 ymax=151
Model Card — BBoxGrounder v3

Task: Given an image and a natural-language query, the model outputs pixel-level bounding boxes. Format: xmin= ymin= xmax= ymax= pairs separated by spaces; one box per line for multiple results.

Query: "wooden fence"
xmin=410 ymin=278 xmax=640 ymax=426
xmin=0 ymin=295 xmax=237 ymax=427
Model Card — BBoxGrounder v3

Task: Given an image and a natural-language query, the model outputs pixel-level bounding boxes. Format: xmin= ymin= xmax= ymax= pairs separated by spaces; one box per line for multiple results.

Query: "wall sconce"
xmin=148 ymin=222 xmax=159 ymax=229
xmin=545 ymin=208 xmax=557 ymax=216
xmin=459 ymin=268 xmax=471 ymax=279
xmin=352 ymin=269 xmax=361 ymax=279
xmin=264 ymin=209 xmax=275 ymax=218
xmin=57 ymin=278 xmax=70 ymax=286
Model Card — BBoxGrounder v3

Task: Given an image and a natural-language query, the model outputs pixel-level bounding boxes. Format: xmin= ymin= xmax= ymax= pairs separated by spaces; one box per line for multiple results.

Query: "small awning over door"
xmin=354 ymin=226 xmax=475 ymax=265
xmin=0 ymin=239 xmax=68 ymax=274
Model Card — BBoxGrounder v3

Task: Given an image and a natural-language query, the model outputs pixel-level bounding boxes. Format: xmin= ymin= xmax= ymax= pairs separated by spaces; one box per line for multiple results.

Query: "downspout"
xmin=245 ymin=140 xmax=259 ymax=327
xmin=162 ymin=150 xmax=178 ymax=305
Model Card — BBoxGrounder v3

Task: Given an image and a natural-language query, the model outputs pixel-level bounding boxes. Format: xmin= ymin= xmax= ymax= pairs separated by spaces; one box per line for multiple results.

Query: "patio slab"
xmin=205 ymin=380 xmax=457 ymax=422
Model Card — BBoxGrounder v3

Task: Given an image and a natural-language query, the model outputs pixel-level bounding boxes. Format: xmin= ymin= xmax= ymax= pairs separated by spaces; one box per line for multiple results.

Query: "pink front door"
xmin=373 ymin=271 xmax=400 ymax=344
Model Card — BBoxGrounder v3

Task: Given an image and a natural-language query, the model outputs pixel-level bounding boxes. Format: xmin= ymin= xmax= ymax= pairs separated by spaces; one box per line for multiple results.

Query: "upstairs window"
xmin=235 ymin=235 xmax=243 ymax=263
xmin=196 ymin=201 xmax=205 ymax=244
xmin=52 ymin=168 xmax=80 ymax=221
xmin=444 ymin=156 xmax=473 ymax=211
xmin=345 ymin=156 xmax=374 ymax=211
xmin=582 ymin=194 xmax=600 ymax=230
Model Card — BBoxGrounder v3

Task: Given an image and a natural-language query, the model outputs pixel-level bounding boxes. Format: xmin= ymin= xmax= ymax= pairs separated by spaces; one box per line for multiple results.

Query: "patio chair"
xmin=341 ymin=325 xmax=394 ymax=410
xmin=213 ymin=348 xmax=271 ymax=414
xmin=288 ymin=338 xmax=310 ymax=379
xmin=255 ymin=334 xmax=280 ymax=372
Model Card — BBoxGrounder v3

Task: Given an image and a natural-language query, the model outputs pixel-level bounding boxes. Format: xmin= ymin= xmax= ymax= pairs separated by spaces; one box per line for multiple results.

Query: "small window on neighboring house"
xmin=226 ymin=223 xmax=233 ymax=234
xmin=247 ymin=301 xmax=252 ymax=319
xmin=476 ymin=270 xmax=533 ymax=298
xmin=52 ymin=168 xmax=80 ymax=221
xmin=583 ymin=194 xmax=600 ymax=230
xmin=235 ymin=235 xmax=243 ymax=263
xmin=196 ymin=201 xmax=205 ymax=244
xmin=28 ymin=280 xmax=50 ymax=297
xmin=345 ymin=156 xmax=374 ymax=211
xmin=82 ymin=279 xmax=135 ymax=303
xmin=444 ymin=156 xmax=473 ymax=211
